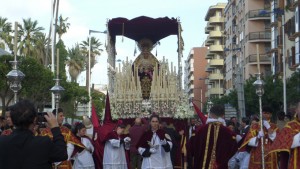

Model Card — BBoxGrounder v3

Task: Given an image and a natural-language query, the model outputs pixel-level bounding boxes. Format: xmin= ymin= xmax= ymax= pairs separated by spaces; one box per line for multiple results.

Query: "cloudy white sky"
xmin=1 ymin=0 xmax=226 ymax=86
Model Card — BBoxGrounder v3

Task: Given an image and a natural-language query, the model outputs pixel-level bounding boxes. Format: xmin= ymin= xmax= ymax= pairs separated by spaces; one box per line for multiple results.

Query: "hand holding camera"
xmin=44 ymin=112 xmax=59 ymax=129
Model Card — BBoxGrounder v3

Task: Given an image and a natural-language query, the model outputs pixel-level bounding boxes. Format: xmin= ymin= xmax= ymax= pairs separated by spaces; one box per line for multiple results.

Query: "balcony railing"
xmin=246 ymin=9 xmax=270 ymax=19
xmin=246 ymin=54 xmax=271 ymax=64
xmin=247 ymin=31 xmax=271 ymax=41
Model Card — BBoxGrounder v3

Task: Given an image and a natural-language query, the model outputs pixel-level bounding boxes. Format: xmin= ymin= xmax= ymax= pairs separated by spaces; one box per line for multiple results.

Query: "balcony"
xmin=205 ymin=38 xmax=214 ymax=46
xmin=209 ymin=16 xmax=225 ymax=24
xmin=246 ymin=54 xmax=271 ymax=64
xmin=206 ymin=52 xmax=214 ymax=59
xmin=210 ymin=87 xmax=224 ymax=95
xmin=247 ymin=31 xmax=271 ymax=42
xmin=210 ymin=59 xmax=224 ymax=66
xmin=205 ymin=23 xmax=214 ymax=34
xmin=209 ymin=44 xmax=224 ymax=52
xmin=209 ymin=30 xmax=223 ymax=38
xmin=246 ymin=9 xmax=271 ymax=20
xmin=209 ymin=73 xmax=224 ymax=80
xmin=205 ymin=65 xmax=213 ymax=72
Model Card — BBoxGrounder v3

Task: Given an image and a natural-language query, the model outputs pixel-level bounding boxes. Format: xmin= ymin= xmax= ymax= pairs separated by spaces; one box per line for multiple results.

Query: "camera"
xmin=37 ymin=112 xmax=47 ymax=123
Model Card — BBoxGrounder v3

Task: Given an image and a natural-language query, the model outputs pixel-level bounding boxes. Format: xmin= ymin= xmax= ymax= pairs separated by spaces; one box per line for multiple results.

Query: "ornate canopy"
xmin=107 ymin=16 xmax=180 ymax=44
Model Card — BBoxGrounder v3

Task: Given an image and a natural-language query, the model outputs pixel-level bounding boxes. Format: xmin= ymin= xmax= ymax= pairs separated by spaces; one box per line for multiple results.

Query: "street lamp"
xmin=6 ymin=22 xmax=25 ymax=103
xmin=253 ymin=73 xmax=265 ymax=169
xmin=259 ymin=8 xmax=286 ymax=114
xmin=50 ymin=78 xmax=64 ymax=117
xmin=88 ymin=29 xmax=107 ymax=117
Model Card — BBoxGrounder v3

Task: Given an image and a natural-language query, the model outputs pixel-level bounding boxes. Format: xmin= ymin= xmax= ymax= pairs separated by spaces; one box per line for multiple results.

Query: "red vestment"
xmin=193 ymin=122 xmax=237 ymax=169
xmin=136 ymin=129 xmax=169 ymax=149
xmin=40 ymin=126 xmax=85 ymax=169
xmin=268 ymin=120 xmax=300 ymax=169
xmin=240 ymin=122 xmax=278 ymax=169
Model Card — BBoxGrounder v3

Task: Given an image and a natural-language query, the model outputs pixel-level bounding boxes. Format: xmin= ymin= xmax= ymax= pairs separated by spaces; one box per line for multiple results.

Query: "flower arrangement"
xmin=173 ymin=104 xmax=194 ymax=119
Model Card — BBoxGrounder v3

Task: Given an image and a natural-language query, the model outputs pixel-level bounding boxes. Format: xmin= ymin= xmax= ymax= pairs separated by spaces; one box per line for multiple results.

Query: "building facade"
xmin=184 ymin=47 xmax=208 ymax=112
xmin=204 ymin=3 xmax=227 ymax=100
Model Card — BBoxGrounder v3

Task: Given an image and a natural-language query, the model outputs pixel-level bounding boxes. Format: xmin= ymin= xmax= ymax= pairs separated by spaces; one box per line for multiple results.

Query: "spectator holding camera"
xmin=0 ymin=99 xmax=67 ymax=169
xmin=40 ymin=108 xmax=85 ymax=169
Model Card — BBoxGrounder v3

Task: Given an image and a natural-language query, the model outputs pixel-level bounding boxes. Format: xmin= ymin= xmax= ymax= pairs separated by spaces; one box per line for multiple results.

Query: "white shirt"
xmin=73 ymin=137 xmax=95 ymax=169
xmin=103 ymin=138 xmax=128 ymax=169
xmin=138 ymin=132 xmax=173 ymax=169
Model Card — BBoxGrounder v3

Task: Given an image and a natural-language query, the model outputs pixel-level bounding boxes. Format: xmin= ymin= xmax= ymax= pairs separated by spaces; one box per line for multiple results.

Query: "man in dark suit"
xmin=160 ymin=121 xmax=181 ymax=167
xmin=0 ymin=99 xmax=67 ymax=169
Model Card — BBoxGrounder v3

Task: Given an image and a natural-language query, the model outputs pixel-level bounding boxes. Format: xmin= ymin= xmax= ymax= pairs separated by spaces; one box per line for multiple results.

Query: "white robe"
xmin=73 ymin=137 xmax=95 ymax=169
xmin=103 ymin=139 xmax=128 ymax=169
xmin=138 ymin=133 xmax=173 ymax=169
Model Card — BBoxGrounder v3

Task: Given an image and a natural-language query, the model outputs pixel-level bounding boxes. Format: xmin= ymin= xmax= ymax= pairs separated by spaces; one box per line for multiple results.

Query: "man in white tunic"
xmin=103 ymin=124 xmax=130 ymax=169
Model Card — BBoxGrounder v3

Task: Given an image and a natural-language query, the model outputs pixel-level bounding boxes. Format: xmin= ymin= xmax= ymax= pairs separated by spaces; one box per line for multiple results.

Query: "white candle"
xmin=256 ymin=44 xmax=260 ymax=73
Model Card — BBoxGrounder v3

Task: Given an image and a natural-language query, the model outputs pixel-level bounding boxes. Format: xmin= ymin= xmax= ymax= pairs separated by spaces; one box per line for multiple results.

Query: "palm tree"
xmin=56 ymin=15 xmax=70 ymax=40
xmin=66 ymin=44 xmax=85 ymax=83
xmin=80 ymin=37 xmax=103 ymax=89
xmin=18 ymin=18 xmax=44 ymax=57
xmin=34 ymin=33 xmax=50 ymax=65
xmin=0 ymin=17 xmax=12 ymax=50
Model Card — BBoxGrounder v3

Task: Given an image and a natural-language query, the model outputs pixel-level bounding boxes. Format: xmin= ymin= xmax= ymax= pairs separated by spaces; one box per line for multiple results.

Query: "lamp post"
xmin=6 ymin=22 xmax=25 ymax=103
xmin=253 ymin=73 xmax=265 ymax=169
xmin=259 ymin=8 xmax=286 ymax=114
xmin=50 ymin=49 xmax=64 ymax=118
xmin=88 ymin=29 xmax=107 ymax=117
xmin=50 ymin=78 xmax=64 ymax=118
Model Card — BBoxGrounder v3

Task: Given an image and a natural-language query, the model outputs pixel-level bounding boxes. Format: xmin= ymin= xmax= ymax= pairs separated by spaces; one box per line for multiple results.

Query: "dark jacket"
xmin=0 ymin=127 xmax=67 ymax=169
xmin=129 ymin=124 xmax=147 ymax=153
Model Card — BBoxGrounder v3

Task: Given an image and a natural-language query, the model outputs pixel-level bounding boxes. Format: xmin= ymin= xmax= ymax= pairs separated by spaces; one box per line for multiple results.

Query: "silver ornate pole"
xmin=6 ymin=22 xmax=25 ymax=103
xmin=253 ymin=44 xmax=265 ymax=169
xmin=50 ymin=49 xmax=64 ymax=118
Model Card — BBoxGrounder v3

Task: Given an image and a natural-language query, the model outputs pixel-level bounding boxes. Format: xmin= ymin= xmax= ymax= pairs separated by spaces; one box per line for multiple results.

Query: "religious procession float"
xmin=105 ymin=16 xmax=194 ymax=120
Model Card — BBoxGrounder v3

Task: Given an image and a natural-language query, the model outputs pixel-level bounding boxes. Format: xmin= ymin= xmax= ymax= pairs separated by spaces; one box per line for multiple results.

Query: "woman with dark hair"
xmin=137 ymin=114 xmax=173 ymax=169
xmin=0 ymin=99 xmax=67 ymax=169
xmin=72 ymin=122 xmax=95 ymax=169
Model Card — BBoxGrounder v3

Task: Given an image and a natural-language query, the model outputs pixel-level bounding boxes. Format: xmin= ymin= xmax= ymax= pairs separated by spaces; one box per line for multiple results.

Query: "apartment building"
xmin=204 ymin=3 xmax=227 ymax=100
xmin=283 ymin=0 xmax=300 ymax=75
xmin=184 ymin=47 xmax=208 ymax=112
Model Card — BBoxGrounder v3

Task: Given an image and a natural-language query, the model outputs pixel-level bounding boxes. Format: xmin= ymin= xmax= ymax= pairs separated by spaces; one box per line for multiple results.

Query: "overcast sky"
xmin=1 ymin=0 xmax=226 ymax=86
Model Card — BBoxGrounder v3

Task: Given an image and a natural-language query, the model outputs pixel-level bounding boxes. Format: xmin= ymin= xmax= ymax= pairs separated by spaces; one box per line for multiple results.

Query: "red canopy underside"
xmin=108 ymin=16 xmax=179 ymax=44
